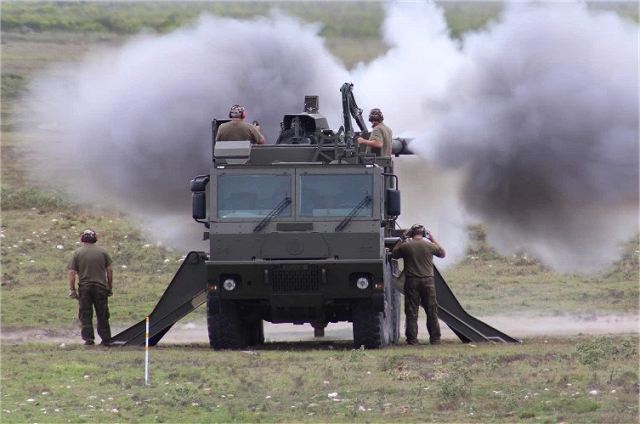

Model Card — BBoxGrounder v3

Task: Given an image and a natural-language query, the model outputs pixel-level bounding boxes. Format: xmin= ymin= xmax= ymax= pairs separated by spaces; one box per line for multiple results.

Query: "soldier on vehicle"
xmin=216 ymin=104 xmax=265 ymax=145
xmin=67 ymin=229 xmax=114 ymax=346
xmin=392 ymin=224 xmax=446 ymax=345
xmin=357 ymin=108 xmax=392 ymax=156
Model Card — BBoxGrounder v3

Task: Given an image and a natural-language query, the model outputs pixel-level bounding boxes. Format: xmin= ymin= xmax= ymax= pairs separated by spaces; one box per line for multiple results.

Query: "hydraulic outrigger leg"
xmin=110 ymin=251 xmax=208 ymax=346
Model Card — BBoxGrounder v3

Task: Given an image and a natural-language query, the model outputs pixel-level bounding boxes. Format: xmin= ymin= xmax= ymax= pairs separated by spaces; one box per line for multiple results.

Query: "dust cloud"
xmin=3 ymin=314 xmax=637 ymax=345
xmin=25 ymin=3 xmax=638 ymax=271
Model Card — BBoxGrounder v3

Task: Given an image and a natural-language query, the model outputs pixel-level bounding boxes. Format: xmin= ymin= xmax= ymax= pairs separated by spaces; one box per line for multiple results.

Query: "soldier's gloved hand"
xmin=107 ymin=289 xmax=113 ymax=297
xmin=68 ymin=289 xmax=78 ymax=299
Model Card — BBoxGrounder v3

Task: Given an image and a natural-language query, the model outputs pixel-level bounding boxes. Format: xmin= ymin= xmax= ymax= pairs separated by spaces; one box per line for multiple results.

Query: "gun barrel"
xmin=391 ymin=137 xmax=414 ymax=156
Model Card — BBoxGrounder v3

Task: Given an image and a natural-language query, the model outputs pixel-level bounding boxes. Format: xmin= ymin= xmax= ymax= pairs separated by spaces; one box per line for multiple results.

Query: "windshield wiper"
xmin=335 ymin=195 xmax=372 ymax=232
xmin=253 ymin=197 xmax=292 ymax=232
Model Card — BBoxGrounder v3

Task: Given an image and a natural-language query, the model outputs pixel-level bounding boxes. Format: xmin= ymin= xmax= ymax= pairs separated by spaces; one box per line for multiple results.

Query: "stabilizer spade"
xmin=434 ymin=267 xmax=520 ymax=343
xmin=110 ymin=251 xmax=208 ymax=346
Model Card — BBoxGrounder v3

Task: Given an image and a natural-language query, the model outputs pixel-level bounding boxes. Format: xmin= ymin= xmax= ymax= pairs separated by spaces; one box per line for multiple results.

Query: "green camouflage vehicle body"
xmin=192 ymin=85 xmax=404 ymax=349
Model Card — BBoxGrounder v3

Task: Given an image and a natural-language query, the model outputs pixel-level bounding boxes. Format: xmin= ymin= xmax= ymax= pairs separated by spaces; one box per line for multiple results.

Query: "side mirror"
xmin=190 ymin=175 xmax=210 ymax=223
xmin=192 ymin=192 xmax=207 ymax=220
xmin=386 ymin=188 xmax=401 ymax=217
xmin=190 ymin=174 xmax=210 ymax=192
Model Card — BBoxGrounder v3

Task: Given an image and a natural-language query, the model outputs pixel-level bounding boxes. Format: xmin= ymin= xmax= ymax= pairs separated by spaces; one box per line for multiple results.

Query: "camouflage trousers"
xmin=404 ymin=277 xmax=441 ymax=343
xmin=78 ymin=284 xmax=111 ymax=344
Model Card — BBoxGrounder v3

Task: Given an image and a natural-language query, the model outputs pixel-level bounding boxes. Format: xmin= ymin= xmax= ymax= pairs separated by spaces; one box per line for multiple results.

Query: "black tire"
xmin=352 ymin=300 xmax=385 ymax=349
xmin=207 ymin=297 xmax=246 ymax=350
xmin=245 ymin=319 xmax=265 ymax=346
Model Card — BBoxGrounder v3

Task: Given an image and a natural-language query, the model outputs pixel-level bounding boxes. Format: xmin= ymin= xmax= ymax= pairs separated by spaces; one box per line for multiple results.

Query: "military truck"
xmin=111 ymin=83 xmax=519 ymax=349
xmin=194 ymin=83 xmax=404 ymax=349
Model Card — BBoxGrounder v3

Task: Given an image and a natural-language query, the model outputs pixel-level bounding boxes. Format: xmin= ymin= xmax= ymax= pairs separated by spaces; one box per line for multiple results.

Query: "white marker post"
xmin=144 ymin=316 xmax=150 ymax=385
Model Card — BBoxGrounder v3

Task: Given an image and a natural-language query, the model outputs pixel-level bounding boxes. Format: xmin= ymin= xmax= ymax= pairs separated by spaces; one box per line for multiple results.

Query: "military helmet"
xmin=80 ymin=229 xmax=97 ymax=243
xmin=229 ymin=104 xmax=246 ymax=119
xmin=368 ymin=108 xmax=383 ymax=123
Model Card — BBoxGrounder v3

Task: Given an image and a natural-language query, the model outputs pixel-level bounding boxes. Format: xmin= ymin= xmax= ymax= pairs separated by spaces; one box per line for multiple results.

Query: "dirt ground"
xmin=2 ymin=313 xmax=637 ymax=346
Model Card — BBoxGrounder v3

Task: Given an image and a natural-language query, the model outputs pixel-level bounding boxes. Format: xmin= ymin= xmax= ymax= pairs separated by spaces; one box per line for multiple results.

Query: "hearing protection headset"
xmin=407 ymin=224 xmax=427 ymax=238
xmin=229 ymin=104 xmax=246 ymax=119
xmin=368 ymin=108 xmax=384 ymax=123
xmin=80 ymin=229 xmax=97 ymax=243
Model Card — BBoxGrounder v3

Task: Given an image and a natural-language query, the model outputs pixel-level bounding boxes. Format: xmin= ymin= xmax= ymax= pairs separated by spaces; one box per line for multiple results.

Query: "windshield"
xmin=299 ymin=174 xmax=373 ymax=217
xmin=218 ymin=174 xmax=291 ymax=218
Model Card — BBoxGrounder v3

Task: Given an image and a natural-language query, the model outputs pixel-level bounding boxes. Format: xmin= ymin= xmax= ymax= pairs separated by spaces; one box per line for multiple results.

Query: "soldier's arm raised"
xmin=428 ymin=233 xmax=446 ymax=258
xmin=391 ymin=239 xmax=405 ymax=259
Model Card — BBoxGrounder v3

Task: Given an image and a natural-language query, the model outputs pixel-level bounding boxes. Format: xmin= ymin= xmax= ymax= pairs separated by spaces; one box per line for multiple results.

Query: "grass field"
xmin=1 ymin=2 xmax=638 ymax=423
xmin=2 ymin=337 xmax=638 ymax=423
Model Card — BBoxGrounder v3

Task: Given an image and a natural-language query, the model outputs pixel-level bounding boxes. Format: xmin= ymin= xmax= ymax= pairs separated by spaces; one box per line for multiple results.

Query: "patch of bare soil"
xmin=1 ymin=314 xmax=637 ymax=346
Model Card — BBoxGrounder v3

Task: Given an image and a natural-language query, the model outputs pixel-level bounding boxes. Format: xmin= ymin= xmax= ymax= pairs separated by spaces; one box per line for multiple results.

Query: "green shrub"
xmin=574 ymin=336 xmax=637 ymax=369
xmin=1 ymin=187 xmax=70 ymax=211
xmin=438 ymin=366 xmax=472 ymax=401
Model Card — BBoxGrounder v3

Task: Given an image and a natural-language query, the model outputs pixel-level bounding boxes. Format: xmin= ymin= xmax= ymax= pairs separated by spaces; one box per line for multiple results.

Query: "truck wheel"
xmin=245 ymin=320 xmax=265 ymax=346
xmin=352 ymin=300 xmax=385 ymax=349
xmin=207 ymin=298 xmax=246 ymax=350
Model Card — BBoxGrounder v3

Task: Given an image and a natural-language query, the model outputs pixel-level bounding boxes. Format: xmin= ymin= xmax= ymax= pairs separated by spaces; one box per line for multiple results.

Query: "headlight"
xmin=356 ymin=277 xmax=369 ymax=290
xmin=222 ymin=278 xmax=236 ymax=291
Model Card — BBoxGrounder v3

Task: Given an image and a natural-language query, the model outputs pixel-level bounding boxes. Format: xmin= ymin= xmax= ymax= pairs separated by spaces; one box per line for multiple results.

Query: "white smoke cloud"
xmin=393 ymin=156 xmax=469 ymax=267
xmin=26 ymin=12 xmax=348 ymax=248
xmin=24 ymin=3 xmax=638 ymax=272
xmin=353 ymin=1 xmax=465 ymax=135
xmin=411 ymin=4 xmax=639 ymax=272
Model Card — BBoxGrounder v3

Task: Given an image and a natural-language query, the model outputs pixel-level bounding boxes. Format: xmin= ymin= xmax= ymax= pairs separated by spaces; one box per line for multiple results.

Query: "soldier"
xmin=216 ymin=104 xmax=265 ymax=145
xmin=67 ymin=229 xmax=113 ymax=346
xmin=357 ymin=108 xmax=392 ymax=156
xmin=392 ymin=224 xmax=446 ymax=345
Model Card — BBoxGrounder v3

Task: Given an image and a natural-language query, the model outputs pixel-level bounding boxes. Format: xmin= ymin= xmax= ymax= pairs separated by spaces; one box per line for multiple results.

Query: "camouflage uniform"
xmin=78 ymin=284 xmax=111 ymax=343
xmin=366 ymin=122 xmax=393 ymax=156
xmin=392 ymin=238 xmax=445 ymax=344
xmin=68 ymin=244 xmax=113 ymax=344
xmin=403 ymin=276 xmax=440 ymax=344
xmin=216 ymin=121 xmax=262 ymax=144
xmin=360 ymin=108 xmax=393 ymax=156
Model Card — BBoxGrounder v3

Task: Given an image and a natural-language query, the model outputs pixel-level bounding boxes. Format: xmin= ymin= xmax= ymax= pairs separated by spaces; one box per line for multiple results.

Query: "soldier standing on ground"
xmin=67 ymin=229 xmax=113 ymax=346
xmin=216 ymin=104 xmax=265 ymax=145
xmin=357 ymin=108 xmax=393 ymax=156
xmin=392 ymin=224 xmax=446 ymax=345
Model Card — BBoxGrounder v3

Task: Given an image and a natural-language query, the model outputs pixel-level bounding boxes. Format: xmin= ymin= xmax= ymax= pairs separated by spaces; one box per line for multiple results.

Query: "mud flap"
xmin=110 ymin=251 xmax=208 ymax=346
